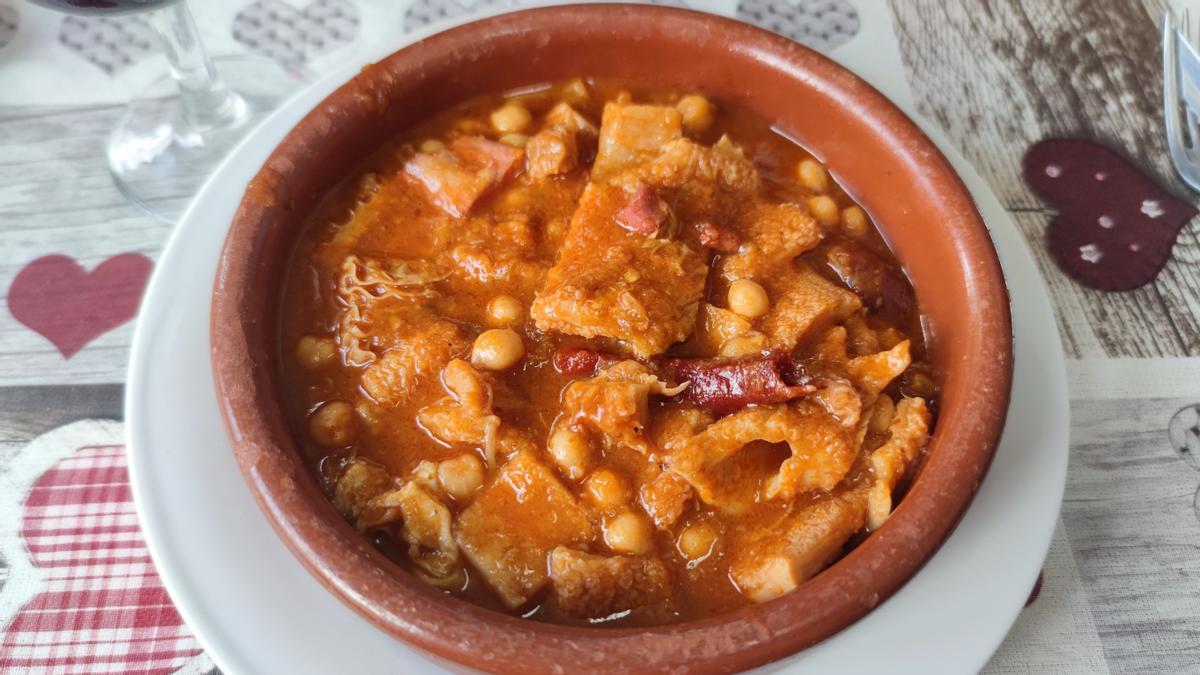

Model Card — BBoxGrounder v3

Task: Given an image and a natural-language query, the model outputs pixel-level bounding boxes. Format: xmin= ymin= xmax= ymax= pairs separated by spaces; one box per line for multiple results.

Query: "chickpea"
xmin=442 ymin=358 xmax=488 ymax=408
xmin=877 ymin=327 xmax=906 ymax=350
xmin=410 ymin=459 xmax=439 ymax=491
xmin=869 ymin=394 xmax=896 ymax=435
xmin=603 ymin=511 xmax=653 ymax=555
xmin=490 ymin=103 xmax=532 ymax=134
xmin=497 ymin=186 xmax=530 ymax=211
xmin=562 ymin=78 xmax=590 ymax=104
xmin=496 ymin=218 xmax=535 ymax=248
xmin=453 ymin=118 xmax=486 ymax=135
xmin=438 ymin=454 xmax=485 ymax=500
xmin=841 ymin=205 xmax=868 ymax=237
xmin=355 ymin=400 xmax=381 ymax=429
xmin=499 ymin=133 xmax=529 ymax=148
xmin=905 ymin=370 xmax=937 ymax=398
xmin=419 ymin=139 xmax=445 ymax=153
xmin=547 ymin=425 xmax=592 ymax=481
xmin=295 ymin=335 xmax=336 ymax=369
xmin=678 ymin=521 xmax=719 ymax=561
xmin=676 ymin=95 xmax=715 ymax=135
xmin=308 ymin=401 xmax=357 ymax=447
xmin=544 ymin=216 xmax=569 ymax=242
xmin=584 ymin=469 xmax=627 ymax=509
xmin=807 ymin=195 xmax=839 ymax=227
xmin=486 ymin=295 xmax=524 ymax=327
xmin=727 ymin=279 xmax=770 ymax=319
xmin=798 ymin=157 xmax=829 ymax=193
xmin=470 ymin=328 xmax=525 ymax=371
xmin=719 ymin=331 xmax=767 ymax=358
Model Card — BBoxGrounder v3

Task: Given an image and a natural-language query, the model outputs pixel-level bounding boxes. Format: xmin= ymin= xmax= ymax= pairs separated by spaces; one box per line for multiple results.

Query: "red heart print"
xmin=0 ymin=444 xmax=203 ymax=672
xmin=1024 ymin=139 xmax=1196 ymax=292
xmin=7 ymin=253 xmax=153 ymax=358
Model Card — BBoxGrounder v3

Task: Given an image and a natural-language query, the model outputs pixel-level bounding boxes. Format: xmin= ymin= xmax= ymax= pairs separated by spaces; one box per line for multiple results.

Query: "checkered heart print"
xmin=0 ymin=440 xmax=205 ymax=674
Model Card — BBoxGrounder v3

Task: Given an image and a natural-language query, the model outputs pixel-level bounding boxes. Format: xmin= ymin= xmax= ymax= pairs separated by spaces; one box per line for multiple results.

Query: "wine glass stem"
xmin=149 ymin=3 xmax=248 ymax=135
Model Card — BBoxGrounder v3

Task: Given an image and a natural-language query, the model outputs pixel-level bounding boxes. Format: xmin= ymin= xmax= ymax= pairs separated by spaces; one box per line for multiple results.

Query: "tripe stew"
xmin=279 ymin=79 xmax=937 ymax=627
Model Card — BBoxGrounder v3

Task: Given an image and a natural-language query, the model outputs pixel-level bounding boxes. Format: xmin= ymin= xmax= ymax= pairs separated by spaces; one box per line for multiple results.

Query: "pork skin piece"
xmin=592 ymin=103 xmax=683 ymax=180
xmin=403 ymin=136 xmax=523 ymax=217
xmin=530 ymin=182 xmax=707 ymax=358
xmin=548 ymin=547 xmax=672 ymax=618
xmin=454 ymin=452 xmax=595 ymax=608
xmin=730 ymin=489 xmax=868 ymax=603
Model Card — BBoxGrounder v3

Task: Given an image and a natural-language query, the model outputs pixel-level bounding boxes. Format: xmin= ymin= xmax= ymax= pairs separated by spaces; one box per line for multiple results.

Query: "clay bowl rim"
xmin=211 ymin=5 xmax=1014 ymax=673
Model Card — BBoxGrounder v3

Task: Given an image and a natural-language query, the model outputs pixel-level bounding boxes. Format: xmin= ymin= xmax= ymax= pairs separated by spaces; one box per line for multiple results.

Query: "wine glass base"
xmin=107 ymin=55 xmax=311 ymax=223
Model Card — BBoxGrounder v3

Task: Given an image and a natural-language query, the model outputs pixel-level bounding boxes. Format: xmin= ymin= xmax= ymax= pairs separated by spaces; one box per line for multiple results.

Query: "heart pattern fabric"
xmin=232 ymin=0 xmax=359 ymax=66
xmin=4 ymin=0 xmax=864 ymax=108
xmin=7 ymin=253 xmax=153 ymax=359
xmin=400 ymin=0 xmax=695 ymax=32
xmin=735 ymin=0 xmax=859 ymax=52
xmin=403 ymin=0 xmax=511 ymax=32
xmin=58 ymin=15 xmax=155 ymax=75
xmin=402 ymin=0 xmax=853 ymax=42
xmin=0 ymin=444 xmax=204 ymax=673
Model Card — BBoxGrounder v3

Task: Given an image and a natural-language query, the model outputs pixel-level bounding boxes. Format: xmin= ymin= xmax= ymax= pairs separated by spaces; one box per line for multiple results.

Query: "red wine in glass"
xmin=28 ymin=0 xmax=180 ymax=17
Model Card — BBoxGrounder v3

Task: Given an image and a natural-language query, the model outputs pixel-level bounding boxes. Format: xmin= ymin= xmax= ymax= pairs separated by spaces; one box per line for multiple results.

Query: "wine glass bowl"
xmin=29 ymin=0 xmax=310 ymax=221
xmin=107 ymin=53 xmax=309 ymax=220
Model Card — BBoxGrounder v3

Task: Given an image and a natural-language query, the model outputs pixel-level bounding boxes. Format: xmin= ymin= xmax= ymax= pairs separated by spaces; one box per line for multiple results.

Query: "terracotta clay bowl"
xmin=212 ymin=5 xmax=1013 ymax=673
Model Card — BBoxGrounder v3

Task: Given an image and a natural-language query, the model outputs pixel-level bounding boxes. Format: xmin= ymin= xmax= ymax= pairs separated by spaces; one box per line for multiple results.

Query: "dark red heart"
xmin=7 ymin=253 xmax=153 ymax=358
xmin=1024 ymin=139 xmax=1196 ymax=292
xmin=1024 ymin=570 xmax=1045 ymax=607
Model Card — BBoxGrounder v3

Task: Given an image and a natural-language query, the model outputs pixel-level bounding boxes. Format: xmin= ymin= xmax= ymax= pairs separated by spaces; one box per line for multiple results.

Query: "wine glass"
xmin=28 ymin=0 xmax=311 ymax=221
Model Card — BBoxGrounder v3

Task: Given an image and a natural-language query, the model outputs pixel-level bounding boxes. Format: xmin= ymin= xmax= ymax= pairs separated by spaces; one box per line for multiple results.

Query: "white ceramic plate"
xmin=127 ymin=11 xmax=1069 ymax=674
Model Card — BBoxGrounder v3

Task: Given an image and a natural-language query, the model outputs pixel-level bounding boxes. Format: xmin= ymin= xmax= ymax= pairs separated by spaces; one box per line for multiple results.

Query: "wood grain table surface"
xmin=0 ymin=1 xmax=1197 ymax=673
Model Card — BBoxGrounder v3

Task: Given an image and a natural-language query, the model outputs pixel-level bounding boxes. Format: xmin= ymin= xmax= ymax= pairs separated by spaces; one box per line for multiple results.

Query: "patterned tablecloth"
xmin=1 ymin=1 xmax=1198 ymax=673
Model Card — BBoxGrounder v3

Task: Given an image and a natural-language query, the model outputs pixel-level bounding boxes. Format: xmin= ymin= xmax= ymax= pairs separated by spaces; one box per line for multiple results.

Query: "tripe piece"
xmin=530 ymin=182 xmax=708 ymax=358
xmin=455 ymin=452 xmax=595 ymax=608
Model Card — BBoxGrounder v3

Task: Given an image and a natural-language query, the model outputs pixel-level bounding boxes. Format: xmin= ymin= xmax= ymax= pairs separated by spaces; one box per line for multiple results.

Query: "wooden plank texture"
xmin=0 ymin=384 xmax=124 ymax=445
xmin=0 ymin=104 xmax=167 ymax=386
xmin=1062 ymin=394 xmax=1200 ymax=673
xmin=889 ymin=0 xmax=1200 ymax=358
